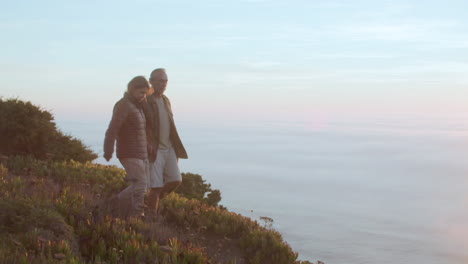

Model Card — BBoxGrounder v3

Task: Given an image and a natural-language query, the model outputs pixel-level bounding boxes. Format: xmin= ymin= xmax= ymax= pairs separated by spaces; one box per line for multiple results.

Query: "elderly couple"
xmin=103 ymin=68 xmax=188 ymax=219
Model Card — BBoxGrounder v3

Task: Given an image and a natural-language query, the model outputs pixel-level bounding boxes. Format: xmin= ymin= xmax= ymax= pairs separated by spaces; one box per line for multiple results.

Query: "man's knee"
xmin=161 ymin=181 xmax=181 ymax=197
xmin=166 ymin=180 xmax=181 ymax=190
xmin=149 ymin=187 xmax=163 ymax=195
xmin=169 ymin=180 xmax=181 ymax=186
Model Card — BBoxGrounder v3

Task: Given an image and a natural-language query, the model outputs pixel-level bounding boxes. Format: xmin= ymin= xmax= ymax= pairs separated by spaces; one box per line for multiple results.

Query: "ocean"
xmin=57 ymin=117 xmax=468 ymax=264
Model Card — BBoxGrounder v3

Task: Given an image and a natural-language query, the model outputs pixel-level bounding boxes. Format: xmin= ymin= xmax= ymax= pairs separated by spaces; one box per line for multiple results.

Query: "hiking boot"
xmin=144 ymin=210 xmax=159 ymax=222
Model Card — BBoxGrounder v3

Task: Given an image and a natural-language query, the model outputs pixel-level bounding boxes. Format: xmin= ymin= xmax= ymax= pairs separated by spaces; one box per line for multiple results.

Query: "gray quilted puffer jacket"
xmin=104 ymin=93 xmax=148 ymax=160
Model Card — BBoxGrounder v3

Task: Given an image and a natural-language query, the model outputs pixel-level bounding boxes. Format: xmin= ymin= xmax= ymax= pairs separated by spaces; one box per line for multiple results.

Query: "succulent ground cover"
xmin=0 ymin=98 xmax=317 ymax=263
xmin=0 ymin=157 xmax=316 ymax=264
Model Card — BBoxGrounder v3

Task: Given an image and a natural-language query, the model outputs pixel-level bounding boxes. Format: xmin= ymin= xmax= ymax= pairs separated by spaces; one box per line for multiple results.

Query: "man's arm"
xmin=162 ymin=95 xmax=173 ymax=115
xmin=103 ymin=101 xmax=129 ymax=161
xmin=141 ymin=99 xmax=156 ymax=160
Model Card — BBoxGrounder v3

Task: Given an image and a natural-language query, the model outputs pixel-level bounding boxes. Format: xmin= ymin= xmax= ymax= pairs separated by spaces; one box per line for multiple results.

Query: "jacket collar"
xmin=149 ymin=93 xmax=167 ymax=103
xmin=124 ymin=92 xmax=143 ymax=107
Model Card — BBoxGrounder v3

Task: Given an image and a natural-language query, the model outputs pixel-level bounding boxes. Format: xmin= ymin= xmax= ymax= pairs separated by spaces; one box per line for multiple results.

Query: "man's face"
xmin=150 ymin=71 xmax=168 ymax=95
xmin=130 ymin=87 xmax=148 ymax=102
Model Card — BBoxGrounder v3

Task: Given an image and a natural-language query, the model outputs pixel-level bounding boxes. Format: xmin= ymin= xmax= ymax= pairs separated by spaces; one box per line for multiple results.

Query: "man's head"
xmin=149 ymin=68 xmax=168 ymax=96
xmin=127 ymin=76 xmax=150 ymax=101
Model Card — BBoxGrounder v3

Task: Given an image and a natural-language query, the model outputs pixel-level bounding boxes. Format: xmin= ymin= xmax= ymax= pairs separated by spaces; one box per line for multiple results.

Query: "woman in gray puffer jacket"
xmin=103 ymin=76 xmax=151 ymax=218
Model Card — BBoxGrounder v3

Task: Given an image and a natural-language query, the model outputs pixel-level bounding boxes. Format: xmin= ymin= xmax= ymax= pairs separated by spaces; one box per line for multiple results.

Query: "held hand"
xmin=147 ymin=144 xmax=154 ymax=155
xmin=104 ymin=153 xmax=112 ymax=162
xmin=147 ymin=144 xmax=156 ymax=163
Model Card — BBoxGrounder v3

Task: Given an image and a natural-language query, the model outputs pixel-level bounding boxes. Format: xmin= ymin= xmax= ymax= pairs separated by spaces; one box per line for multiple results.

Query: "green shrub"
xmin=0 ymin=197 xmax=80 ymax=263
xmin=0 ymin=163 xmax=7 ymax=179
xmin=47 ymin=132 xmax=97 ymax=163
xmin=3 ymin=156 xmax=126 ymax=196
xmin=161 ymin=193 xmax=300 ymax=263
xmin=0 ymin=98 xmax=55 ymax=158
xmin=1 ymin=155 xmax=312 ymax=264
xmin=1 ymin=156 xmax=212 ymax=264
xmin=176 ymin=172 xmax=222 ymax=206
xmin=240 ymin=228 xmax=298 ymax=264
xmin=0 ymin=98 xmax=97 ymax=162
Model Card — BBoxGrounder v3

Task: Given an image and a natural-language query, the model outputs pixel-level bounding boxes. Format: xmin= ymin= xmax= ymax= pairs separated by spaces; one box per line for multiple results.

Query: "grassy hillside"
xmin=0 ymin=157 xmax=316 ymax=264
xmin=0 ymin=98 xmax=318 ymax=263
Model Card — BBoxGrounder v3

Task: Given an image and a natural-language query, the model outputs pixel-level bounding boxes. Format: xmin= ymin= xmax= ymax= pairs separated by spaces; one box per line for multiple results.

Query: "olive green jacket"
xmin=145 ymin=94 xmax=188 ymax=162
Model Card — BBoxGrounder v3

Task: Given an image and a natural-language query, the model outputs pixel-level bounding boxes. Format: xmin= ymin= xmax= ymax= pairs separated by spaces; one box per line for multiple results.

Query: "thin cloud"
xmin=224 ymin=71 xmax=332 ymax=86
xmin=241 ymin=61 xmax=282 ymax=69
xmin=340 ymin=62 xmax=468 ymax=75
xmin=308 ymin=53 xmax=397 ymax=59
xmin=336 ymin=19 xmax=460 ymax=42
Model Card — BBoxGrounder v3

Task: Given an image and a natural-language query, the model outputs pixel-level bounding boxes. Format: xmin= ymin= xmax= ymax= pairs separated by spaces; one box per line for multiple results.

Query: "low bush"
xmin=1 ymin=155 xmax=312 ymax=264
xmin=176 ymin=172 xmax=222 ymax=206
xmin=0 ymin=197 xmax=80 ymax=263
xmin=0 ymin=98 xmax=97 ymax=162
xmin=0 ymin=156 xmax=212 ymax=264
xmin=161 ymin=193 xmax=301 ymax=263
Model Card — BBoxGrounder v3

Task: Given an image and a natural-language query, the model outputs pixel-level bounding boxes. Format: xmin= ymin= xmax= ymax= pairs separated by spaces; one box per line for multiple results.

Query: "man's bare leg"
xmin=148 ymin=187 xmax=163 ymax=218
xmin=159 ymin=181 xmax=182 ymax=200
xmin=147 ymin=181 xmax=181 ymax=220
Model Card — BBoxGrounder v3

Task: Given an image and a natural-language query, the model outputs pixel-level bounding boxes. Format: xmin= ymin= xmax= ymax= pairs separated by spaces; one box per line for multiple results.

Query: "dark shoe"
xmin=144 ymin=210 xmax=159 ymax=222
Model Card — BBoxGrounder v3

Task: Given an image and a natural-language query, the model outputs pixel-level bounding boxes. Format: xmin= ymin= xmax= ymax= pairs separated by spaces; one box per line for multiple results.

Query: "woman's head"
xmin=127 ymin=76 xmax=150 ymax=101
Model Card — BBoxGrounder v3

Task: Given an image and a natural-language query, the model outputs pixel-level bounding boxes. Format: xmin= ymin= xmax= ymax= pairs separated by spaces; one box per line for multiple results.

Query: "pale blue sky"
xmin=1 ymin=0 xmax=467 ymax=123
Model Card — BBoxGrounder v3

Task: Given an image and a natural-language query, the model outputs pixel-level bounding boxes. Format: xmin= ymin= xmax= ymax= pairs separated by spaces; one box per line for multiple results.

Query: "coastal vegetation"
xmin=0 ymin=98 xmax=316 ymax=263
xmin=0 ymin=98 xmax=97 ymax=162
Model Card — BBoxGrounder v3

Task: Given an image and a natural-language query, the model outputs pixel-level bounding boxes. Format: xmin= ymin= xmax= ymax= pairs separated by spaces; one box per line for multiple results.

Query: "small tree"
xmin=0 ymin=98 xmax=97 ymax=162
xmin=0 ymin=98 xmax=55 ymax=157
xmin=176 ymin=173 xmax=222 ymax=206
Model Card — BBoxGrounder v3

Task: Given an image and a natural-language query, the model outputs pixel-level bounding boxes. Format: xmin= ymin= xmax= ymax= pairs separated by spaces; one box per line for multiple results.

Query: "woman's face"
xmin=130 ymin=87 xmax=148 ymax=102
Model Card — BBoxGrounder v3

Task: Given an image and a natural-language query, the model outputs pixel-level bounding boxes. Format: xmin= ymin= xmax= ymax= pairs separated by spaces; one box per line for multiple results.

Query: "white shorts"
xmin=149 ymin=147 xmax=182 ymax=188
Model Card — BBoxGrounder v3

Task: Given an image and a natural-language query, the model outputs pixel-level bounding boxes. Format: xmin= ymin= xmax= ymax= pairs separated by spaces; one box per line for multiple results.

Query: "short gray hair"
xmin=150 ymin=68 xmax=166 ymax=78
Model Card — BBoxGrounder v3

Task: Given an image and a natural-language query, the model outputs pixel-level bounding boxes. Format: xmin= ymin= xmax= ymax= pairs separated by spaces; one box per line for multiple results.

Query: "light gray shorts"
xmin=149 ymin=147 xmax=181 ymax=188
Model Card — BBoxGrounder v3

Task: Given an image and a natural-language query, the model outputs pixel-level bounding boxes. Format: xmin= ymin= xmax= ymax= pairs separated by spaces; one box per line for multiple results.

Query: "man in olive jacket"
xmin=146 ymin=68 xmax=188 ymax=217
xmin=104 ymin=76 xmax=150 ymax=218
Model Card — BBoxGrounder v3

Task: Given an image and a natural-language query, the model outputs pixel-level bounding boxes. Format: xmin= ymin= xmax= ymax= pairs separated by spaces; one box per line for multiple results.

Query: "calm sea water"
xmin=57 ymin=117 xmax=468 ymax=264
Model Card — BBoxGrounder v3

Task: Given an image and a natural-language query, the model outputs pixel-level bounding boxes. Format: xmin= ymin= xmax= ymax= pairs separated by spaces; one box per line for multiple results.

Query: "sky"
xmin=1 ymin=0 xmax=468 ymax=124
